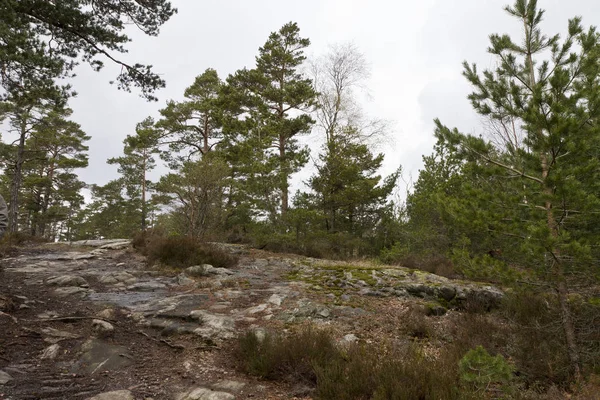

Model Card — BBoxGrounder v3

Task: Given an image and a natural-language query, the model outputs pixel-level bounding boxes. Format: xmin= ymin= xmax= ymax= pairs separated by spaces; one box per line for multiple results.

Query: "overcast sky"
xmin=65 ymin=0 xmax=599 ymax=197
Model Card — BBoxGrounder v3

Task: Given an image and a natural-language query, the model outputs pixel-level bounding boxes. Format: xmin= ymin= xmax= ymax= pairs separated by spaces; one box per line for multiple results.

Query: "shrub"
xmin=372 ymin=345 xmax=459 ymax=400
xmin=237 ymin=325 xmax=462 ymax=399
xmin=237 ymin=326 xmax=339 ymax=383
xmin=135 ymin=232 xmax=238 ymax=269
xmin=501 ymin=290 xmax=571 ymax=386
xmin=400 ymin=304 xmax=434 ymax=340
xmin=459 ymin=345 xmax=515 ymax=392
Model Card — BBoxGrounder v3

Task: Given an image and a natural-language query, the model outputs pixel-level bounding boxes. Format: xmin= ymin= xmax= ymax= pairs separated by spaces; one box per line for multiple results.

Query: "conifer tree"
xmin=223 ymin=22 xmax=317 ymax=218
xmin=23 ymin=107 xmax=89 ymax=237
xmin=435 ymin=0 xmax=600 ymax=378
xmin=157 ymin=69 xmax=223 ymax=167
xmin=108 ymin=117 xmax=160 ymax=231
xmin=1 ymin=0 xmax=176 ymax=100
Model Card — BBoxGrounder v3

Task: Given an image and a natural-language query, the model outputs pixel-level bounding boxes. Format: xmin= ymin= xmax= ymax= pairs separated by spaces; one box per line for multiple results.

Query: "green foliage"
xmin=0 ymin=0 xmax=176 ymax=100
xmin=309 ymin=132 xmax=399 ymax=238
xmin=459 ymin=346 xmax=515 ymax=392
xmin=155 ymin=154 xmax=229 ymax=239
xmin=108 ymin=117 xmax=160 ymax=231
xmin=72 ymin=179 xmax=141 ymax=239
xmin=157 ymin=68 xmax=223 ymax=166
xmin=220 ymin=22 xmax=317 ymax=219
xmin=0 ymin=100 xmax=88 ymax=239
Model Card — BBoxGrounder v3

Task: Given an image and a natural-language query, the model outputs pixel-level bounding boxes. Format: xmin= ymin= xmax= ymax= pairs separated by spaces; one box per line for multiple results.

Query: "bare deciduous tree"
xmin=310 ymin=43 xmax=391 ymax=147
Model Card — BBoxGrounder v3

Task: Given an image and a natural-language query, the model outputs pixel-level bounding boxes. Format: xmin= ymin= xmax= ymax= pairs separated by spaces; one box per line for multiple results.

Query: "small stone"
xmin=86 ymin=390 xmax=134 ymax=400
xmin=211 ymin=380 xmax=246 ymax=393
xmin=92 ymin=319 xmax=115 ymax=337
xmin=268 ymin=293 xmax=285 ymax=306
xmin=244 ymin=303 xmax=269 ymax=315
xmin=41 ymin=327 xmax=80 ymax=343
xmin=54 ymin=286 xmax=89 ymax=297
xmin=0 ymin=370 xmax=13 ymax=385
xmin=253 ymin=328 xmax=267 ymax=343
xmin=315 ymin=306 xmax=331 ymax=319
xmin=341 ymin=333 xmax=359 ymax=344
xmin=177 ymin=387 xmax=235 ymax=400
xmin=40 ymin=344 xmax=61 ymax=360
xmin=97 ymin=308 xmax=115 ymax=320
xmin=186 ymin=265 xmax=212 ymax=277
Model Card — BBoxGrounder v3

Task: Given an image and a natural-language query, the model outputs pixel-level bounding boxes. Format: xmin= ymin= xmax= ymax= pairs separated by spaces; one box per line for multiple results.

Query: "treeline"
xmin=68 ymin=25 xmax=402 ymax=258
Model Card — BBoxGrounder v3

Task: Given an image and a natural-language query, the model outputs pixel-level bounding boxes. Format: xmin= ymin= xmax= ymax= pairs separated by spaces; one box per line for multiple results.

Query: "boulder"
xmin=99 ymin=271 xmax=137 ymax=285
xmin=190 ymin=310 xmax=235 ymax=341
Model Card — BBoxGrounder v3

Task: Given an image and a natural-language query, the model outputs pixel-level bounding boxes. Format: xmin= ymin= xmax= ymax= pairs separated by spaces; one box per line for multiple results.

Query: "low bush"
xmin=237 ymin=326 xmax=339 ymax=383
xmin=133 ymin=230 xmax=238 ymax=269
xmin=237 ymin=325 xmax=461 ymax=399
xmin=459 ymin=345 xmax=515 ymax=393
xmin=399 ymin=304 xmax=434 ymax=340
xmin=380 ymin=247 xmax=458 ymax=279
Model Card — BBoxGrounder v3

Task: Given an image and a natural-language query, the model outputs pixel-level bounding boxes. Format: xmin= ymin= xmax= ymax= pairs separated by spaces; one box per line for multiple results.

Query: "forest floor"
xmin=0 ymin=240 xmax=504 ymax=400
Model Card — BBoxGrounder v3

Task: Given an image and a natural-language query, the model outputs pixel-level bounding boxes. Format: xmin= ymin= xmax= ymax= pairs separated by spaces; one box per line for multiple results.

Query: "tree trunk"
xmin=279 ymin=134 xmax=288 ymax=216
xmin=9 ymin=120 xmax=27 ymax=233
xmin=141 ymin=150 xmax=147 ymax=231
xmin=39 ymin=163 xmax=55 ymax=237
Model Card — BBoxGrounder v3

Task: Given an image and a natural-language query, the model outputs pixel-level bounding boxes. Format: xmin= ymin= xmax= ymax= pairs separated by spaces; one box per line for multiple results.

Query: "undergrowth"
xmin=133 ymin=230 xmax=238 ymax=269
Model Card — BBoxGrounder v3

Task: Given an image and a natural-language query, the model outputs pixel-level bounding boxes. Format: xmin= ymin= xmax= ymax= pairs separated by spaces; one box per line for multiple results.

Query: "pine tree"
xmin=23 ymin=107 xmax=89 ymax=238
xmin=157 ymin=69 xmax=223 ymax=166
xmin=308 ymin=129 xmax=399 ymax=255
xmin=108 ymin=117 xmax=160 ymax=231
xmin=0 ymin=0 xmax=176 ymax=100
xmin=436 ymin=0 xmax=600 ymax=378
xmin=0 ymin=91 xmax=67 ymax=232
xmin=223 ymin=22 xmax=317 ymax=218
xmin=155 ymin=155 xmax=229 ymax=238
xmin=75 ymin=179 xmax=139 ymax=239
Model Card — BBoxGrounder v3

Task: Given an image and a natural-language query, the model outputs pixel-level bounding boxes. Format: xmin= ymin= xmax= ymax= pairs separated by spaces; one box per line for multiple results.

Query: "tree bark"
xmin=9 ymin=118 xmax=27 ymax=233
